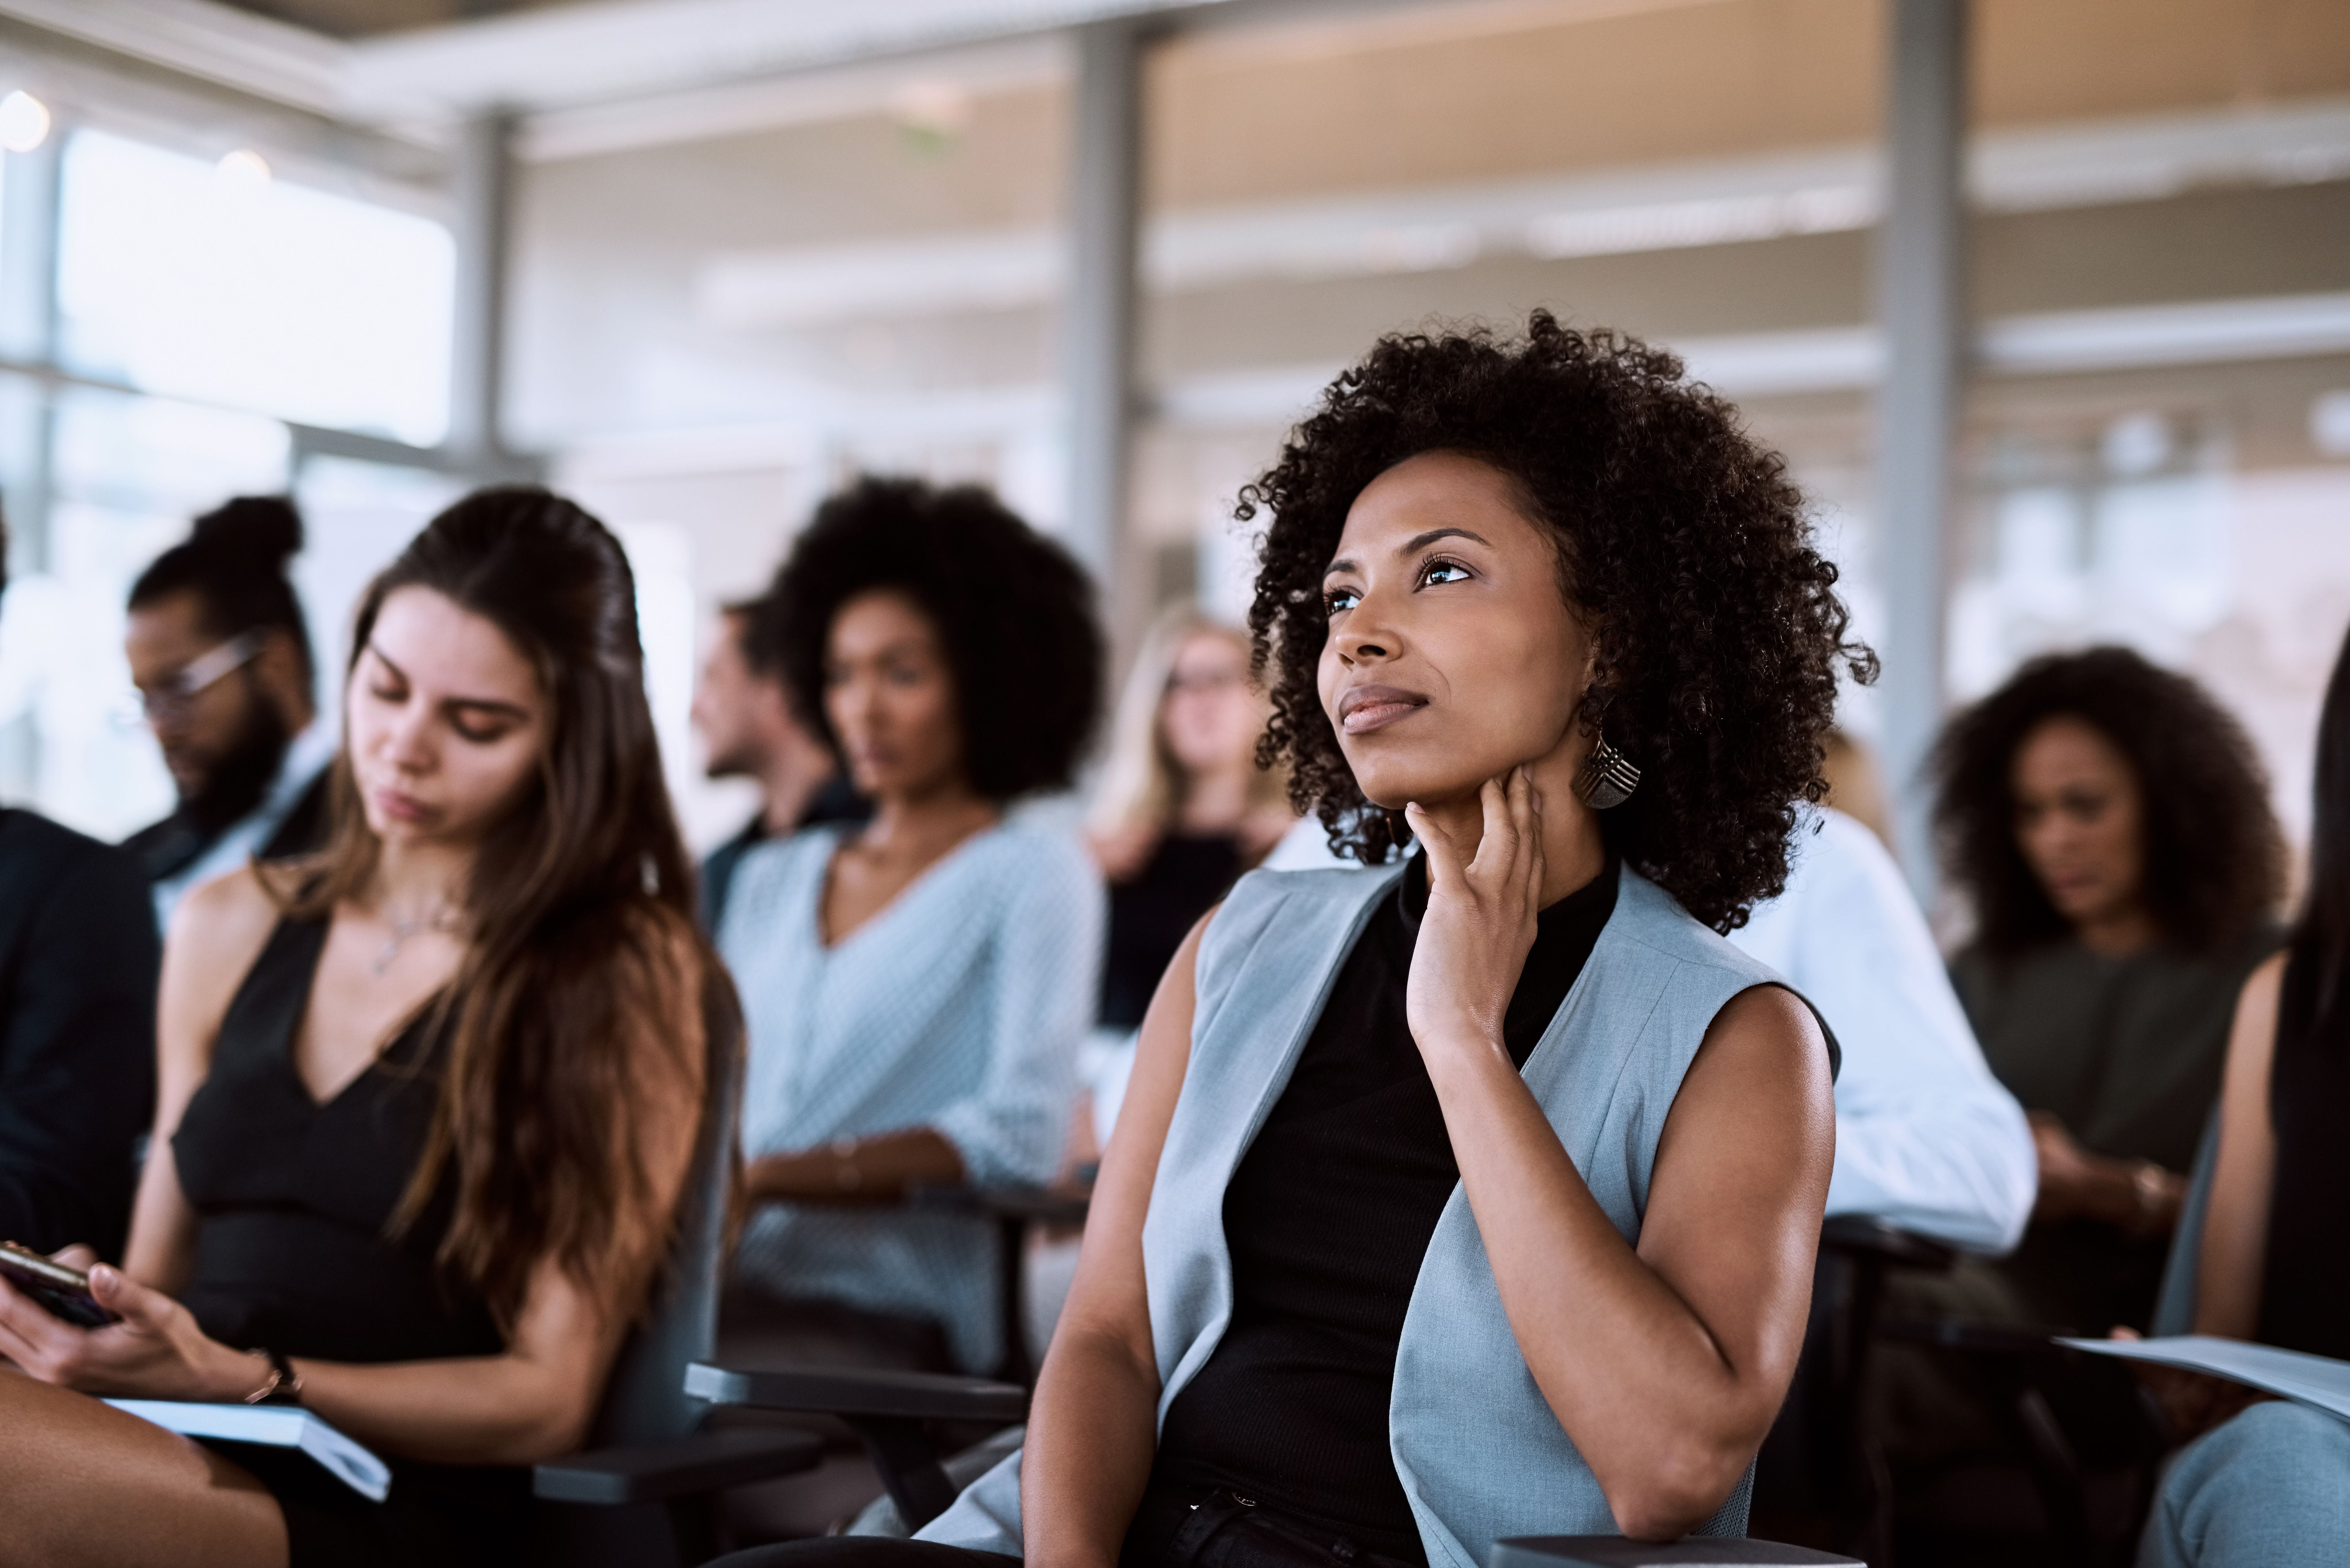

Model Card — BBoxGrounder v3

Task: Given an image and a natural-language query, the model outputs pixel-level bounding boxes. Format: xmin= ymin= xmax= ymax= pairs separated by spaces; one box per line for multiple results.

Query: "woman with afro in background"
xmin=1932 ymin=648 xmax=2284 ymax=1342
xmin=716 ymin=477 xmax=1106 ymax=1380
xmin=714 ymin=311 xmax=1862 ymax=1568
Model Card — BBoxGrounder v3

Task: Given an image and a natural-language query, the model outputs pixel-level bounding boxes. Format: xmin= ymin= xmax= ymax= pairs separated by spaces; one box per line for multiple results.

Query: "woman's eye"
xmin=1421 ymin=558 xmax=1472 ymax=587
xmin=369 ymin=684 xmax=403 ymax=703
xmin=452 ymin=720 xmax=510 ymax=745
xmin=1324 ymin=585 xmax=1361 ymax=613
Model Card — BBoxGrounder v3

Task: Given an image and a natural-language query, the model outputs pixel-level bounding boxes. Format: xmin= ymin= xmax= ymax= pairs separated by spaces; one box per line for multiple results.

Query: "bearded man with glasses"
xmin=120 ymin=496 xmax=334 ymax=929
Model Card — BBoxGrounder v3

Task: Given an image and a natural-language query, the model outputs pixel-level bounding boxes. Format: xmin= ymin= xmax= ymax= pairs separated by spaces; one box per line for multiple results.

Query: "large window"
xmin=57 ymin=130 xmax=454 ymax=446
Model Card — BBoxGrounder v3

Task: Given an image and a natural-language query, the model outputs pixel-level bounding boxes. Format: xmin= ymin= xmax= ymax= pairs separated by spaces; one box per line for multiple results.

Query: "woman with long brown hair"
xmin=0 ymin=487 xmax=716 ymax=1568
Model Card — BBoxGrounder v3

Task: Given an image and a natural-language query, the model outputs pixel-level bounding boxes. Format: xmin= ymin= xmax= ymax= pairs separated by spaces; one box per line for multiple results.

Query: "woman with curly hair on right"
xmin=715 ymin=312 xmax=1863 ymax=1568
xmin=1933 ymin=648 xmax=2284 ymax=1338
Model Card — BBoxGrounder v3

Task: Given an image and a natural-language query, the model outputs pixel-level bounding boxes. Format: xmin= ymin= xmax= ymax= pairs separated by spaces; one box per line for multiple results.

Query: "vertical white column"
xmin=1063 ymin=19 xmax=1142 ymax=607
xmin=1875 ymin=0 xmax=1968 ymax=899
xmin=0 ymin=121 xmax=62 ymax=571
xmin=447 ymin=111 xmax=515 ymax=469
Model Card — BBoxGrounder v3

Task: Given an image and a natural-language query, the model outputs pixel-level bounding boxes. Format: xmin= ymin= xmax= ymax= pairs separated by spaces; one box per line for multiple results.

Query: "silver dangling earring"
xmin=1572 ymin=732 xmax=1641 ymax=809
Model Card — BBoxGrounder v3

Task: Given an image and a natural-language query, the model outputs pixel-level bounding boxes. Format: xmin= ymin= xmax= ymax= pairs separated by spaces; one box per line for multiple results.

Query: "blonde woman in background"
xmin=1080 ymin=607 xmax=1295 ymax=1150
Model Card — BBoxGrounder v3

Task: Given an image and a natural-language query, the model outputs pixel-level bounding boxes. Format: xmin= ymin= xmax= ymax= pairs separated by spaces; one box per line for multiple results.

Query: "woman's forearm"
xmin=1021 ymin=1322 xmax=1162 ymax=1568
xmin=286 ymin=1351 xmax=603 ymax=1466
xmin=745 ymin=1127 xmax=965 ymax=1203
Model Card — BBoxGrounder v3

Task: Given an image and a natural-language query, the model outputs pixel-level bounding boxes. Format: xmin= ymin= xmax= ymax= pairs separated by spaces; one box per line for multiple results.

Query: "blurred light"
xmin=2313 ymin=391 xmax=2350 ymax=457
xmin=215 ymin=148 xmax=271 ymax=186
xmin=0 ymin=91 xmax=51 ymax=154
xmin=2103 ymin=411 xmax=2172 ymax=477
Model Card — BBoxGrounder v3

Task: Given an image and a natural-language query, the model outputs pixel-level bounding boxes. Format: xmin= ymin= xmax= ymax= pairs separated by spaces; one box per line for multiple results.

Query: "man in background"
xmin=120 ymin=495 xmax=334 ymax=929
xmin=0 ymin=508 xmax=158 ymax=1259
xmin=691 ymin=595 xmax=864 ymax=932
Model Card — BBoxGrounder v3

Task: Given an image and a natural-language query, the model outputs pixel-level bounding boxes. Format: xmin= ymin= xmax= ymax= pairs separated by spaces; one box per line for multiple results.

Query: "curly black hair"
xmin=1933 ymin=645 xmax=2283 ymax=955
xmin=756 ymin=475 xmax=1103 ymax=802
xmin=1242 ymin=313 xmax=1871 ymax=932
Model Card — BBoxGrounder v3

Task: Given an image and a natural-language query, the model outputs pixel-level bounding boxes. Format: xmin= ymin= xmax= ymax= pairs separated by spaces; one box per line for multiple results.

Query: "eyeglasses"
xmin=116 ymin=630 xmax=266 ymax=729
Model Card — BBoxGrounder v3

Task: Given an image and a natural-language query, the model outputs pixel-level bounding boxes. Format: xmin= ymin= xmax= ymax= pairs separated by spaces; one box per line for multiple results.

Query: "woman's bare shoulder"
xmin=167 ymin=865 xmax=284 ymax=972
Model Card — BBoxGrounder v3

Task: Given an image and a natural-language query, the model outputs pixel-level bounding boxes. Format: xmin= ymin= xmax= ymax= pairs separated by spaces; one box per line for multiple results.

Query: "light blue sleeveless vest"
xmin=921 ymin=862 xmax=1823 ymax=1566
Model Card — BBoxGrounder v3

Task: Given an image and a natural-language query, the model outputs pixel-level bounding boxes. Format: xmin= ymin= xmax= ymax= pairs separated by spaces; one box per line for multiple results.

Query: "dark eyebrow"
xmin=445 ymin=697 xmax=532 ymax=723
xmin=1323 ymin=556 xmax=1360 ymax=579
xmin=1399 ymin=526 xmax=1491 ymax=555
xmin=366 ymin=642 xmax=530 ymax=722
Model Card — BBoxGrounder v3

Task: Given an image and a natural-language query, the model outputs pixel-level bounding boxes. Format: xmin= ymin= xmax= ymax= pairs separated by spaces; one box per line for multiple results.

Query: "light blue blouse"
xmin=718 ymin=820 xmax=1104 ymax=1372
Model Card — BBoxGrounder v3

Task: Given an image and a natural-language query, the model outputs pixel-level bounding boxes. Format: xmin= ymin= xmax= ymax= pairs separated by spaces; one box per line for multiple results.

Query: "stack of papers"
xmin=2059 ymin=1334 xmax=2350 ymax=1423
xmin=106 ymin=1399 xmax=391 ymax=1500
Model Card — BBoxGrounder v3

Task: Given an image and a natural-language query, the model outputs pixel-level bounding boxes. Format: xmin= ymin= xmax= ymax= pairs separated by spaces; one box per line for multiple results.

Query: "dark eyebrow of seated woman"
xmin=0 ymin=488 xmax=720 ymax=1568
xmin=709 ymin=313 xmax=1864 ymax=1568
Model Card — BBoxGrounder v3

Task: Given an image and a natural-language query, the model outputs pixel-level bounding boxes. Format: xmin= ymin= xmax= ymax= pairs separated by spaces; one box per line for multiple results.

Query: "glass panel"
xmin=57 ymin=129 xmax=454 ymax=446
xmin=0 ymin=388 xmax=291 ymax=836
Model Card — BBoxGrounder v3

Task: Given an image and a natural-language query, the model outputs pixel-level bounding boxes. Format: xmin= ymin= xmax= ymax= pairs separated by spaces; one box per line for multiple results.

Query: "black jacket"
xmin=0 ymin=809 xmax=159 ymax=1258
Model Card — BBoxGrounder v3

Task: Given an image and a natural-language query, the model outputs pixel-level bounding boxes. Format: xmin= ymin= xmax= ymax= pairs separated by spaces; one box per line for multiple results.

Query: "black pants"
xmin=709 ymin=1486 xmax=1423 ymax=1568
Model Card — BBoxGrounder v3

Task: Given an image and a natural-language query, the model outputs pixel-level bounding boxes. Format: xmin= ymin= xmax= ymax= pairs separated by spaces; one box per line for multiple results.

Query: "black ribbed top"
xmin=1147 ymin=853 xmax=1618 ymax=1562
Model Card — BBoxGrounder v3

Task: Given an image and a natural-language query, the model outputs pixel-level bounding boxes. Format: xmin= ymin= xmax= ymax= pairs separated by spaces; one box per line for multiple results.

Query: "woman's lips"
xmin=1338 ymin=685 xmax=1428 ymax=735
xmin=368 ymin=785 xmax=437 ymax=826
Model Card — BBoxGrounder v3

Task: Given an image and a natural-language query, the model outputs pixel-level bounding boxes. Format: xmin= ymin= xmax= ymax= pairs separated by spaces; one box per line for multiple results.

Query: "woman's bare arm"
xmin=1021 ymin=910 xmax=1210 ymax=1568
xmin=2195 ymin=953 xmax=2285 ymax=1339
xmin=121 ymin=869 xmax=283 ymax=1292
xmin=1408 ymin=772 xmax=1834 ymax=1540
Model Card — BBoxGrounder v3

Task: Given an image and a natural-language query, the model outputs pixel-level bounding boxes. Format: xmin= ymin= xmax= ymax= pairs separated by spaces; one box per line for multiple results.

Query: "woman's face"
xmin=2011 ymin=713 xmax=2147 ymax=930
xmin=1317 ymin=450 xmax=1593 ymax=810
xmin=824 ymin=588 xmax=966 ymax=802
xmin=347 ymin=586 xmax=548 ymax=849
xmin=1160 ymin=631 xmax=1259 ymax=780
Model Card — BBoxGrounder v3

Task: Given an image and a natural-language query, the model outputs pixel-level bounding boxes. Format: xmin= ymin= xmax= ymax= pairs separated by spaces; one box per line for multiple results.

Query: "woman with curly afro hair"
xmin=1928 ymin=646 xmax=2283 ymax=1338
xmin=711 ymin=315 xmax=1867 ymax=1568
xmin=716 ymin=476 xmax=1106 ymax=1376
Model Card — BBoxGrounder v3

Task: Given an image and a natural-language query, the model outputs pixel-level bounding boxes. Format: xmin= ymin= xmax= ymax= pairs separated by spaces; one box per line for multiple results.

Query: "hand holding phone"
xmin=0 ymin=1240 xmax=121 ymax=1328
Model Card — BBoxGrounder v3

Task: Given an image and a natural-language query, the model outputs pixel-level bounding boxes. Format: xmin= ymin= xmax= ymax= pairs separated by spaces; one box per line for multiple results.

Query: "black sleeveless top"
xmin=1101 ymin=833 xmax=1248 ymax=1029
xmin=2257 ymin=967 xmax=2350 ymax=1360
xmin=1147 ymin=855 xmax=1620 ymax=1563
xmin=173 ymin=916 xmax=503 ymax=1365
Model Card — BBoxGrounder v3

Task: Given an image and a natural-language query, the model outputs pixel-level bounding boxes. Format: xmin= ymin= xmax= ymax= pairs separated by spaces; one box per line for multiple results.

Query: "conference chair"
xmin=1876 ymin=1111 xmax=2222 ymax=1568
xmin=529 ymin=977 xmax=825 ymax=1567
xmin=1751 ymin=1216 xmax=1956 ymax=1565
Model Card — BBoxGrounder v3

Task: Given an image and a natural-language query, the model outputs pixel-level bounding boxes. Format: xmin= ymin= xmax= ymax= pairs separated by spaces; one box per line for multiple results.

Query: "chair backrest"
xmin=2149 ymin=1103 xmax=2222 ymax=1338
xmin=585 ymin=969 xmax=744 ymax=1447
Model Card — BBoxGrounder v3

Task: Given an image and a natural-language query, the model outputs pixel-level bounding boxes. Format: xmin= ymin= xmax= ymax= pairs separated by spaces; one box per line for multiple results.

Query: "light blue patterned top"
xmin=719 ymin=820 xmax=1104 ymax=1371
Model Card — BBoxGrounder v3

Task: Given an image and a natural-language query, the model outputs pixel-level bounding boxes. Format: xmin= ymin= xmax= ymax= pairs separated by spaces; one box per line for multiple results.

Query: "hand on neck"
xmin=1408 ymin=749 xmax=1604 ymax=909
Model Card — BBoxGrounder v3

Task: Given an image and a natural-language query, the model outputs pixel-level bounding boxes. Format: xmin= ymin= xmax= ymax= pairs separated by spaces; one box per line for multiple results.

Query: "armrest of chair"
xmin=684 ymin=1362 xmax=1029 ymax=1424
xmin=1875 ymin=1317 xmax=2073 ymax=1356
xmin=533 ymin=1425 xmax=825 ymax=1505
xmin=1819 ymin=1215 xmax=1957 ymax=1272
xmin=907 ymin=1181 xmax=1092 ymax=1229
xmin=1493 ymin=1536 xmax=1862 ymax=1566
xmin=685 ymin=1361 xmax=1027 ymax=1531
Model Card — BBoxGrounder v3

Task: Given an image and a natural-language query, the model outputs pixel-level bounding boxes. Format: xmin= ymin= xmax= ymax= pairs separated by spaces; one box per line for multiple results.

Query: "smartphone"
xmin=0 ymin=1240 xmax=119 ymax=1328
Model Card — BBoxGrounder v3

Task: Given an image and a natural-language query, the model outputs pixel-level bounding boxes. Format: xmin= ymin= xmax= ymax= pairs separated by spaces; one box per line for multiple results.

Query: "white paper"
xmin=2059 ymin=1334 xmax=2350 ymax=1424
xmin=106 ymin=1399 xmax=392 ymax=1501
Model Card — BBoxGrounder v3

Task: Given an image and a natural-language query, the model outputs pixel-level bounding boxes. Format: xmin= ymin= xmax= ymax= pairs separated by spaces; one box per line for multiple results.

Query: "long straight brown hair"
xmin=276 ymin=486 xmax=728 ymax=1327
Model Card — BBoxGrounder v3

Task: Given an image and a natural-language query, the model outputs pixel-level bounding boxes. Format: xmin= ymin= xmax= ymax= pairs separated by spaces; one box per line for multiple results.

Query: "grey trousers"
xmin=2139 ymin=1400 xmax=2350 ymax=1568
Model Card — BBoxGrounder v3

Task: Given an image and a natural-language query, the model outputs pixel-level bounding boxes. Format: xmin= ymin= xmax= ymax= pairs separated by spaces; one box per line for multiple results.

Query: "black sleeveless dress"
xmin=171 ymin=916 xmax=531 ymax=1567
xmin=2256 ymin=968 xmax=2350 ymax=1360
